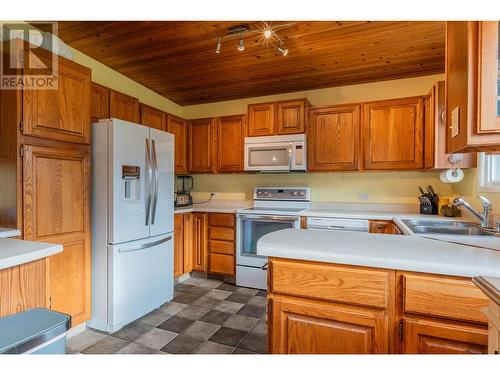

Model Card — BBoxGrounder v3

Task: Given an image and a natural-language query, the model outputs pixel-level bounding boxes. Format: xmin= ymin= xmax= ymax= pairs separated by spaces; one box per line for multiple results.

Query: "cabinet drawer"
xmin=270 ymin=258 xmax=392 ymax=309
xmin=209 ymin=213 xmax=235 ymax=227
xmin=402 ymin=274 xmax=489 ymax=324
xmin=210 ymin=227 xmax=235 ymax=241
xmin=209 ymin=254 xmax=235 ymax=276
xmin=210 ymin=240 xmax=234 ymax=255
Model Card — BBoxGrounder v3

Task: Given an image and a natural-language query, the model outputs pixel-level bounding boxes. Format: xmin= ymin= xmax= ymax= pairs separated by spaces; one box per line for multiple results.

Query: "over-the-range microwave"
xmin=244 ymin=134 xmax=307 ymax=172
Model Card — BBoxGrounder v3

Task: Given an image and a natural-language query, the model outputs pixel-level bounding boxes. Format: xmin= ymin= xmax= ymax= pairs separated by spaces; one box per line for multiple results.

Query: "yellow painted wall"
xmin=192 ymin=172 xmax=456 ymax=203
xmin=183 ymin=74 xmax=444 ymax=119
xmin=452 ymin=168 xmax=500 ymax=212
xmin=185 ymin=74 xmax=458 ymax=204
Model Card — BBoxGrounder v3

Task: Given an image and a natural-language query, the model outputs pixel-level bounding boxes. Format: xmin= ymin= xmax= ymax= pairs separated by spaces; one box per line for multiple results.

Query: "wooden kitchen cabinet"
xmin=91 ymin=82 xmax=110 ymax=121
xmin=183 ymin=213 xmax=194 ymax=274
xmin=269 ymin=295 xmax=389 ymax=354
xmin=23 ymin=48 xmax=91 ymax=144
xmin=402 ymin=318 xmax=487 ymax=354
xmin=268 ymin=258 xmax=490 ymax=354
xmin=189 ymin=118 xmax=216 ymax=173
xmin=276 ymin=99 xmax=308 ymax=134
xmin=216 ymin=115 xmax=245 ymax=173
xmin=248 ymin=99 xmax=308 ymax=137
xmin=173 ymin=215 xmax=184 ymax=278
xmin=424 ymin=81 xmax=476 ymax=169
xmin=140 ymin=103 xmax=165 ymax=131
xmin=308 ymin=105 xmax=361 ymax=171
xmin=167 ymin=114 xmax=189 ymax=174
xmin=192 ymin=213 xmax=209 ymax=272
xmin=208 ymin=213 xmax=235 ymax=276
xmin=362 ymin=97 xmax=424 ymax=170
xmin=248 ymin=102 xmax=275 ymax=136
xmin=23 ymin=144 xmax=91 ymax=326
xmin=110 ymin=89 xmax=140 ymax=123
xmin=445 ymin=22 xmax=500 ymax=153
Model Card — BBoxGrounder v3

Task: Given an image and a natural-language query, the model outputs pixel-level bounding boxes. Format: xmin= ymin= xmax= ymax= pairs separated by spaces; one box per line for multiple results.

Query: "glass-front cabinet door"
xmin=479 ymin=21 xmax=500 ymax=133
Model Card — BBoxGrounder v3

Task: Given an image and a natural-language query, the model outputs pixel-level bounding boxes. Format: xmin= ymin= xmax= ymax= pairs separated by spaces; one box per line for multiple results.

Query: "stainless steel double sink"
xmin=401 ymin=219 xmax=498 ymax=236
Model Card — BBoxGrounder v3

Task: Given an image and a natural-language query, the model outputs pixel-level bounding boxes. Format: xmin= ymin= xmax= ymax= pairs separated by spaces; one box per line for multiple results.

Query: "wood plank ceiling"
xmin=45 ymin=21 xmax=445 ymax=105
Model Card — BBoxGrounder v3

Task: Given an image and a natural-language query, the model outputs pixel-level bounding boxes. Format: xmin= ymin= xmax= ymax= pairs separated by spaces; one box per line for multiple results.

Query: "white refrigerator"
xmin=88 ymin=118 xmax=174 ymax=333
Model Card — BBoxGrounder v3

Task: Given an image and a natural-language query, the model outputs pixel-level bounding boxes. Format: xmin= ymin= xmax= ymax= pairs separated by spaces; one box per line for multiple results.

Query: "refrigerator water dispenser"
xmin=122 ymin=165 xmax=141 ymax=200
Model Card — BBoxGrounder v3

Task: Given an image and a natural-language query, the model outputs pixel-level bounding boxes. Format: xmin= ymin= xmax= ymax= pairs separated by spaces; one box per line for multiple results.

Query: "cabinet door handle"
xmin=261 ymin=262 xmax=268 ymax=270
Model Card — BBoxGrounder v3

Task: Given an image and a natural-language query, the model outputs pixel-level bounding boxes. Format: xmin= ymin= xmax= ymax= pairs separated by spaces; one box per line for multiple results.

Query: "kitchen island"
xmin=0 ymin=238 xmax=62 ymax=318
xmin=258 ymin=229 xmax=500 ymax=354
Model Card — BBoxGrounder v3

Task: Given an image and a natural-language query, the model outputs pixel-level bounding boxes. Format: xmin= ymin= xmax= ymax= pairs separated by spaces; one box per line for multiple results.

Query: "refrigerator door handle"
xmin=118 ymin=235 xmax=172 ymax=253
xmin=151 ymin=139 xmax=159 ymax=225
xmin=145 ymin=138 xmax=152 ymax=226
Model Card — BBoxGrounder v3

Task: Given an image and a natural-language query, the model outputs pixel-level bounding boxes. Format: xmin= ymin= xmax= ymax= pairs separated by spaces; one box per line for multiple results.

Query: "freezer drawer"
xmin=106 ymin=234 xmax=173 ymax=332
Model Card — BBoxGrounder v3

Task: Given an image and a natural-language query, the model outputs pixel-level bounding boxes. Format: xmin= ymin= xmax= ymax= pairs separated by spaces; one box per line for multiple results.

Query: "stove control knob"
xmin=299 ymin=191 xmax=305 ymax=196
xmin=292 ymin=191 xmax=298 ymax=196
xmin=257 ymin=191 xmax=263 ymax=196
xmin=264 ymin=191 xmax=269 ymax=196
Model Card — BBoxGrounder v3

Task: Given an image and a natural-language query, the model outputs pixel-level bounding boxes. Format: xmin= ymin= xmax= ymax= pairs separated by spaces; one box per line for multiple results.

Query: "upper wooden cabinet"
xmin=167 ymin=114 xmax=189 ymax=175
xmin=308 ymin=105 xmax=361 ymax=171
xmin=90 ymin=83 xmax=110 ymax=121
xmin=140 ymin=103 xmax=165 ymax=131
xmin=276 ymin=100 xmax=307 ymax=134
xmin=248 ymin=99 xmax=309 ymax=137
xmin=189 ymin=117 xmax=216 ymax=173
xmin=446 ymin=21 xmax=500 ymax=153
xmin=23 ymin=51 xmax=91 ymax=144
xmin=216 ymin=115 xmax=245 ymax=173
xmin=425 ymin=81 xmax=476 ymax=169
xmin=248 ymin=102 xmax=275 ymax=136
xmin=110 ymin=89 xmax=140 ymax=123
xmin=362 ymin=97 xmax=424 ymax=170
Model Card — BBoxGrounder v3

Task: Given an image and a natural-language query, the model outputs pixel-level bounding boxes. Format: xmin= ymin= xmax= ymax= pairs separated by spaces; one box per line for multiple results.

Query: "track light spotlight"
xmin=237 ymin=34 xmax=245 ymax=52
xmin=215 ymin=38 xmax=221 ymax=54
xmin=277 ymin=46 xmax=288 ymax=56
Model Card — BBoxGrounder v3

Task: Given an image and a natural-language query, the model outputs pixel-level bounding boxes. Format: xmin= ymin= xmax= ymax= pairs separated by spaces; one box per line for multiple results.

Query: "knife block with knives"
xmin=419 ymin=185 xmax=439 ymax=215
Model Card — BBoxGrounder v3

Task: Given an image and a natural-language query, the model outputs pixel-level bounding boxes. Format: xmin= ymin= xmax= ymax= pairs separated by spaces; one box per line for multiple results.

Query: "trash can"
xmin=0 ymin=308 xmax=71 ymax=354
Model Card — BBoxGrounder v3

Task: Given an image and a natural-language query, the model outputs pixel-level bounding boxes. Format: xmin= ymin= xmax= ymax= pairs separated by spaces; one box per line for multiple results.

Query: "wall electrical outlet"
xmin=358 ymin=193 xmax=369 ymax=201
xmin=210 ymin=192 xmax=219 ymax=199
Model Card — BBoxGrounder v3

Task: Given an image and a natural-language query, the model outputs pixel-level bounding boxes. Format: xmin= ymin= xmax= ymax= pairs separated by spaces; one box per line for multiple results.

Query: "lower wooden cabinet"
xmin=402 ymin=318 xmax=487 ymax=354
xmin=267 ymin=258 xmax=489 ymax=354
xmin=208 ymin=213 xmax=235 ymax=276
xmin=269 ymin=295 xmax=388 ymax=354
xmin=174 ymin=215 xmax=184 ymax=278
xmin=173 ymin=213 xmax=194 ymax=278
xmin=47 ymin=238 xmax=91 ymax=326
xmin=192 ymin=213 xmax=209 ymax=272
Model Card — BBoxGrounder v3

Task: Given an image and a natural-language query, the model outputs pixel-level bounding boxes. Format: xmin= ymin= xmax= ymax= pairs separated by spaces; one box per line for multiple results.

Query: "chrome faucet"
xmin=452 ymin=196 xmax=492 ymax=228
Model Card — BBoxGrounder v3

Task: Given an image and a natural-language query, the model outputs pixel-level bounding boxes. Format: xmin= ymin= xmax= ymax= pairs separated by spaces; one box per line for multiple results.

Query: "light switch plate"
xmin=451 ymin=106 xmax=460 ymax=137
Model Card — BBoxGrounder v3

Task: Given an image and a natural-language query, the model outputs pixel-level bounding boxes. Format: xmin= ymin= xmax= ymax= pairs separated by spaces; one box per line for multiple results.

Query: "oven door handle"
xmin=237 ymin=214 xmax=300 ymax=222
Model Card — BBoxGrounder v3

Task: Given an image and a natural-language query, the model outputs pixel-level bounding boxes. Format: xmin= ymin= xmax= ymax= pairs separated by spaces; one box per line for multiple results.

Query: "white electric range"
xmin=235 ymin=187 xmax=311 ymax=290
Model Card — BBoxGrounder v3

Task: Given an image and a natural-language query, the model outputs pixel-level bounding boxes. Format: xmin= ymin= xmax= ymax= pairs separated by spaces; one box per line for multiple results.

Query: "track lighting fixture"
xmin=237 ymin=34 xmax=245 ymax=52
xmin=215 ymin=38 xmax=221 ymax=54
xmin=214 ymin=22 xmax=293 ymax=57
xmin=277 ymin=46 xmax=288 ymax=56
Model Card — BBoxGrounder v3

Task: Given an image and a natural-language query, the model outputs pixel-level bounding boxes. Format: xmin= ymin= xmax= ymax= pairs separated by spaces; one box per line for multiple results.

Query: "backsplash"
xmin=191 ymin=171 xmax=457 ymax=204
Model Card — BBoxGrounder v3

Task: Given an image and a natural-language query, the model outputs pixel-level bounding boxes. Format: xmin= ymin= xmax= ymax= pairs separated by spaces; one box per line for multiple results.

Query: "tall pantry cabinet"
xmin=0 ymin=43 xmax=92 ymax=326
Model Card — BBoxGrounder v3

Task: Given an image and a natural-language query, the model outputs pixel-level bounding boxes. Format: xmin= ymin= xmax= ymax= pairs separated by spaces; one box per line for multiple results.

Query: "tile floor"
xmin=66 ymin=278 xmax=267 ymax=354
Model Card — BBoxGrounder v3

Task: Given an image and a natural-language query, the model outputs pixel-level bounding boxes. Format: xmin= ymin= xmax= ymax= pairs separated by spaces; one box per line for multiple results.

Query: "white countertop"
xmin=174 ymin=200 xmax=251 ymax=214
xmin=0 ymin=228 xmax=21 ymax=238
xmin=257 ymin=229 xmax=500 ymax=278
xmin=0 ymin=238 xmax=63 ymax=270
